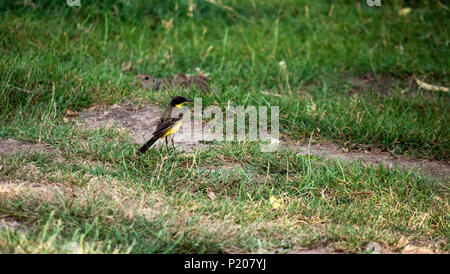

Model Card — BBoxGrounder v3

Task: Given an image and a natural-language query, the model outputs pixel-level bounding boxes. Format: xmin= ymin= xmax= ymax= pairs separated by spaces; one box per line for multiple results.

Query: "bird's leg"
xmin=165 ymin=137 xmax=168 ymax=150
xmin=171 ymin=137 xmax=175 ymax=149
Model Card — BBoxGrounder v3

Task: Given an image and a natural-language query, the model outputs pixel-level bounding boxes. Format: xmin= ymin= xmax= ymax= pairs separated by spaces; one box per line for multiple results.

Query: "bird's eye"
xmin=144 ymin=76 xmax=149 ymax=80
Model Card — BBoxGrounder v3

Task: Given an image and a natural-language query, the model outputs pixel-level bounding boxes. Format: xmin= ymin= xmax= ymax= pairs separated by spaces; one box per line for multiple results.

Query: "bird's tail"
xmin=139 ymin=136 xmax=159 ymax=153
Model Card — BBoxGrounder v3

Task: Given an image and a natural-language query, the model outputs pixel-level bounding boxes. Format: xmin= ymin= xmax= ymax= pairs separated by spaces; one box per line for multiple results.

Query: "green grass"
xmin=0 ymin=0 xmax=449 ymax=253
xmin=1 ymin=0 xmax=449 ymax=159
xmin=0 ymin=124 xmax=448 ymax=253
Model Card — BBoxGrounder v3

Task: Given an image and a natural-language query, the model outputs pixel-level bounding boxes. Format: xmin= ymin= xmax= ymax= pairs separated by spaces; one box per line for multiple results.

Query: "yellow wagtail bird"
xmin=139 ymin=96 xmax=192 ymax=153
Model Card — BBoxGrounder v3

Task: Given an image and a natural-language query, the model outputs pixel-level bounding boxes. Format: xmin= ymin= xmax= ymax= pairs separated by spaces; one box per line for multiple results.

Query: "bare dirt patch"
xmin=76 ymin=103 xmax=162 ymax=143
xmin=346 ymin=72 xmax=417 ymax=96
xmin=0 ymin=179 xmax=66 ymax=201
xmin=74 ymin=103 xmax=449 ymax=181
xmin=0 ymin=174 xmax=168 ymax=223
xmin=0 ymin=139 xmax=55 ymax=155
xmin=283 ymin=137 xmax=450 ymax=182
xmin=345 ymin=72 xmax=449 ymax=103
xmin=400 ymin=244 xmax=442 ymax=254
xmin=377 ymin=236 xmax=446 ymax=254
xmin=76 ymin=103 xmax=205 ymax=150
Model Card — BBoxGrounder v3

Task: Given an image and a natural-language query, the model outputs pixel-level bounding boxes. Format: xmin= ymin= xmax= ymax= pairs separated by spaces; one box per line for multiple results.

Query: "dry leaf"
xmin=162 ymin=18 xmax=173 ymax=30
xmin=396 ymin=236 xmax=410 ymax=249
xmin=195 ymin=67 xmax=210 ymax=78
xmin=262 ymin=91 xmax=281 ymax=98
xmin=205 ymin=0 xmax=233 ymax=11
xmin=269 ymin=196 xmax=282 ymax=210
xmin=207 ymin=191 xmax=216 ymax=201
xmin=398 ymin=7 xmax=412 ymax=17
xmin=414 ymin=77 xmax=449 ymax=92
xmin=203 ymin=45 xmax=214 ymax=60
xmin=328 ymin=4 xmax=334 ymax=17
xmin=187 ymin=0 xmax=195 ymax=17
xmin=121 ymin=61 xmax=132 ymax=72
xmin=307 ymin=99 xmax=317 ymax=112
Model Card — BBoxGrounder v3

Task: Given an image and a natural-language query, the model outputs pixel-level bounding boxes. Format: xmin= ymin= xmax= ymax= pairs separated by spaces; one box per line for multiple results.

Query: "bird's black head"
xmin=170 ymin=96 xmax=192 ymax=108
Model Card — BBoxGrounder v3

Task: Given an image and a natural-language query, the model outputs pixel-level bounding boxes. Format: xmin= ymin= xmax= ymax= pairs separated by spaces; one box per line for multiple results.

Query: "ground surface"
xmin=75 ymin=103 xmax=450 ymax=181
xmin=0 ymin=1 xmax=449 ymax=254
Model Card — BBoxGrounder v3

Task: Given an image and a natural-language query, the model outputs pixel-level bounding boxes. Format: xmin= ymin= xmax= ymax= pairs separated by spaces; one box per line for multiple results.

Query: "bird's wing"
xmin=158 ymin=106 xmax=174 ymax=126
xmin=152 ymin=117 xmax=181 ymax=137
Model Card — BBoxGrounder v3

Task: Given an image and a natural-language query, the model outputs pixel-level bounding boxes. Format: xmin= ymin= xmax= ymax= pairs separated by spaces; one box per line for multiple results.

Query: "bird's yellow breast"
xmin=163 ymin=121 xmax=183 ymax=137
